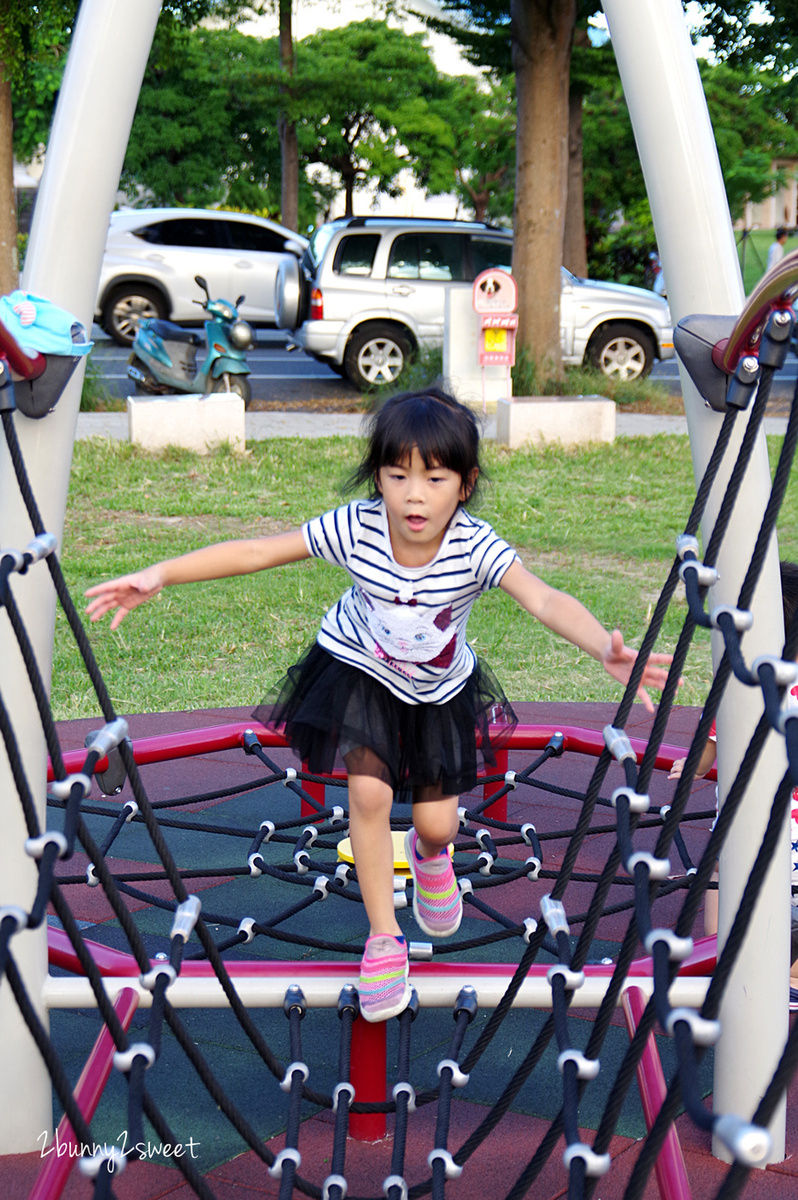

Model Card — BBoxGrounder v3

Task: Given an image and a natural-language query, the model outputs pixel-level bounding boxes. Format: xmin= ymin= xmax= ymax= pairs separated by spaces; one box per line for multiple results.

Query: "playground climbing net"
xmin=2 ymin=310 xmax=798 ymax=1200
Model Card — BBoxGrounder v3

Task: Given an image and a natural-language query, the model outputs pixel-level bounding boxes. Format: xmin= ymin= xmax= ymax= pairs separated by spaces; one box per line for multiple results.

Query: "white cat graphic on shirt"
xmin=361 ymin=592 xmax=456 ymax=678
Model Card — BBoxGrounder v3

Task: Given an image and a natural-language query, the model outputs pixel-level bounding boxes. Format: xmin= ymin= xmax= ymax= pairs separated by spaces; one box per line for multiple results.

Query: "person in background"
xmin=766 ymin=227 xmax=790 ymax=273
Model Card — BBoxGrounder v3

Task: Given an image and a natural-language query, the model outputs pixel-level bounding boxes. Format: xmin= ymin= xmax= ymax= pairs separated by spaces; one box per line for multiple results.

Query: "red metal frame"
xmin=45 ymin=720 xmax=715 ymax=1154
xmin=29 ymin=987 xmax=139 ymax=1200
xmin=47 ymin=925 xmax=717 ymax=984
xmin=622 ymin=985 xmax=693 ymax=1200
xmin=349 ymin=1018 xmax=388 ymax=1141
xmin=0 ymin=319 xmax=46 ymax=380
xmin=49 ymin=721 xmax=694 ymax=781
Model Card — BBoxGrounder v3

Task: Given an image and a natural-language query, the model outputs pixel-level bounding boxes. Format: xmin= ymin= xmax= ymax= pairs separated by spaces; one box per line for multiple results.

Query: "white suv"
xmin=274 ymin=216 xmax=674 ymax=390
xmin=96 ymin=208 xmax=308 ymax=346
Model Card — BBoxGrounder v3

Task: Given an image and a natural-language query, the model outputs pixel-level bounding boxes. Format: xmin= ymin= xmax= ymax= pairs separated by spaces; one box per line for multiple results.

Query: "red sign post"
xmin=472 ymin=269 xmax=518 ymax=408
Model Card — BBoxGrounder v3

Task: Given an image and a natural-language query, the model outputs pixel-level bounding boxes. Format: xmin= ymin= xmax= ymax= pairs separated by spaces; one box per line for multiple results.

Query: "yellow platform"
xmin=336 ymin=831 xmax=453 ymax=877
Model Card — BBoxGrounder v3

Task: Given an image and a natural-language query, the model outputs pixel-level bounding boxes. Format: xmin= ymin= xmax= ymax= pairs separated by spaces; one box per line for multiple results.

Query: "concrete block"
xmin=496 ymin=395 xmax=615 ymax=449
xmin=443 ymin=287 xmax=512 ymax=412
xmin=127 ymin=394 xmax=245 ymax=454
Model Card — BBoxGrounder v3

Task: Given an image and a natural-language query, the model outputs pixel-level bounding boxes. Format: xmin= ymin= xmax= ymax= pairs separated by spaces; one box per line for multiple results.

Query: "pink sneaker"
xmin=405 ymin=829 xmax=462 ymax=938
xmin=359 ymin=934 xmax=411 ymax=1022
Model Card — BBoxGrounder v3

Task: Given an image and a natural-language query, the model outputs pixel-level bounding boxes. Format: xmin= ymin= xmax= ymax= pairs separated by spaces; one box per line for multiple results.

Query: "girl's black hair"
xmin=347 ymin=387 xmax=484 ymax=505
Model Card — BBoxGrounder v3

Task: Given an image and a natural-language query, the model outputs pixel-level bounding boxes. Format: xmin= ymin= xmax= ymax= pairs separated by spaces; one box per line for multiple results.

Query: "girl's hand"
xmin=601 ymin=628 xmax=674 ymax=713
xmin=668 ymin=756 xmax=687 ymax=780
xmin=85 ymin=566 xmax=165 ymax=630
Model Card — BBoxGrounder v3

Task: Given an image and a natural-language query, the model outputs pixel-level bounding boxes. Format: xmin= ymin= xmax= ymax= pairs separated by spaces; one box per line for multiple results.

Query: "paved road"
xmin=90 ymin=327 xmax=355 ymax=408
xmin=651 ymin=355 xmax=798 ymax=401
xmin=90 ymin=327 xmax=798 ymax=406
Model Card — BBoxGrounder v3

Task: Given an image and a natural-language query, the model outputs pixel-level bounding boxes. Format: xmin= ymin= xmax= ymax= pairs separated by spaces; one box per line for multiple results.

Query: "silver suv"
xmin=274 ymin=216 xmax=674 ymax=390
xmin=96 ymin=208 xmax=308 ymax=346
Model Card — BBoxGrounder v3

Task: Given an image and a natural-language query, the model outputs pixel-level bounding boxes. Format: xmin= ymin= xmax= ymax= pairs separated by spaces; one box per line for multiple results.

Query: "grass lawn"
xmin=51 ymin=433 xmax=798 ymax=722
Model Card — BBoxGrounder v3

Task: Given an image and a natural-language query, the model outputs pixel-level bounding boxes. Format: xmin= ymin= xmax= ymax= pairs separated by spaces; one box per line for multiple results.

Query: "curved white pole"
xmin=0 ymin=0 xmax=162 ymax=1152
xmin=603 ymin=0 xmax=788 ymax=1163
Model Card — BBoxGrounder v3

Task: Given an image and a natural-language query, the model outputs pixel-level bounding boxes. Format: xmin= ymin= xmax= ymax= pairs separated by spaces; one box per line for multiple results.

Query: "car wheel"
xmin=103 ymin=284 xmax=166 ymax=347
xmin=343 ymin=323 xmax=411 ymax=390
xmin=211 ymin=373 xmax=252 ymax=409
xmin=587 ymin=323 xmax=655 ymax=382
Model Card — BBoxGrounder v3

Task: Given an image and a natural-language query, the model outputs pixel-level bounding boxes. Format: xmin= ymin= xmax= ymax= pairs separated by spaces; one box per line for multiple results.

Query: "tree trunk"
xmin=0 ymin=68 xmax=18 ymax=294
xmin=278 ymin=0 xmax=299 ymax=231
xmin=511 ymin=0 xmax=576 ymax=383
xmin=563 ymin=88 xmax=587 ymax=278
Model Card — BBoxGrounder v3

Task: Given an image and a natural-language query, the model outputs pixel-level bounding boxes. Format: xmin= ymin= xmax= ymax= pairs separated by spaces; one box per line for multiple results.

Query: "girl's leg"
xmin=406 ymin=786 xmax=462 ymax=937
xmin=412 ymin=787 xmax=460 ymax=854
xmin=347 ymin=773 xmax=401 ymax=938
xmin=348 ymin=772 xmax=411 ymax=1021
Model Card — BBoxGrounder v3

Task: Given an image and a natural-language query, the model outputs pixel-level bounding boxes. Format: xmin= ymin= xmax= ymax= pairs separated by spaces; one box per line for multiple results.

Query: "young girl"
xmin=86 ymin=387 xmax=672 ymax=1022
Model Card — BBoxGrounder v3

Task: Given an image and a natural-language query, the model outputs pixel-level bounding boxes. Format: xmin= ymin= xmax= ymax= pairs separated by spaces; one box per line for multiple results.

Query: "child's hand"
xmin=601 ymin=629 xmax=674 ymax=714
xmin=85 ymin=566 xmax=165 ymax=630
xmin=668 ymin=757 xmax=687 ymax=780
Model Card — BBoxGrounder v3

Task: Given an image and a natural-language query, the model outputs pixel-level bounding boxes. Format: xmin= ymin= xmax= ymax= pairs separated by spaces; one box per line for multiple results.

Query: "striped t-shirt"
xmin=302 ymin=498 xmax=519 ymax=704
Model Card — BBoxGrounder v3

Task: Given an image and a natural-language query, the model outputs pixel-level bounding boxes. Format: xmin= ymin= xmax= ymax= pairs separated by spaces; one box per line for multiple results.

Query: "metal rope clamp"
xmin=603 ymin=725 xmax=636 ymax=764
xmin=644 ymin=928 xmax=694 ymax=962
xmin=392 ymin=1081 xmax=416 ymax=1112
xmin=540 ymin=895 xmax=569 ymax=936
xmin=611 ymin=786 xmax=650 ymax=814
xmin=323 ymin=1173 xmax=348 ymax=1200
xmin=171 ymin=895 xmax=201 ymax=942
xmin=678 ymin=559 xmax=719 ymax=588
xmin=140 ymin=963 xmax=177 ymax=992
xmin=714 ymin=1113 xmax=772 ymax=1166
xmin=382 ymin=1174 xmax=409 ymax=1200
xmin=332 ymin=1081 xmax=355 ymax=1112
xmin=751 ymin=656 xmax=798 ymax=688
xmin=49 ymin=773 xmax=92 ymax=801
xmin=626 ymin=850 xmax=670 ymax=881
xmin=113 ymin=1042 xmax=156 ymax=1073
xmin=237 ymin=917 xmax=257 ymax=943
xmin=665 ymin=1007 xmax=721 ymax=1046
xmin=0 ymin=906 xmax=28 ymax=934
xmin=247 ymin=852 xmax=264 ymax=877
xmin=25 ymin=831 xmax=68 ymax=860
xmin=268 ymin=1147 xmax=301 ymax=1178
xmin=24 ymin=532 xmax=58 ymax=564
xmin=547 ymin=962 xmax=585 ymax=991
xmin=558 ymin=1049 xmax=600 ymax=1080
xmin=79 ymin=1147 xmax=126 ymax=1179
xmin=437 ymin=1058 xmax=470 ymax=1088
xmin=709 ymin=604 xmax=754 ymax=633
xmin=427 ymin=1149 xmax=463 ymax=1179
xmin=280 ymin=1061 xmax=310 ymax=1092
xmin=563 ymin=1143 xmax=611 ymax=1177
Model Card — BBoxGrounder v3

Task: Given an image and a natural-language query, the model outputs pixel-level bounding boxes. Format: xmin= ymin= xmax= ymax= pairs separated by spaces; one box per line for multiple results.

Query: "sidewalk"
xmin=75 ymin=409 xmax=791 ymax=441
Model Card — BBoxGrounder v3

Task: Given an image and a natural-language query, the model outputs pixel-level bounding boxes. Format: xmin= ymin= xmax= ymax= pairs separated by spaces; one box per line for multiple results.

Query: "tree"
xmin=694 ymin=2 xmax=798 ymax=73
xmin=511 ymin=0 xmax=577 ymax=380
xmin=120 ymin=26 xmax=281 ymax=209
xmin=442 ymin=74 xmax=515 ymax=223
xmin=0 ymin=1 xmax=77 ymax=292
xmin=293 ymin=21 xmax=454 ymax=217
xmin=409 ymin=0 xmax=602 ymax=379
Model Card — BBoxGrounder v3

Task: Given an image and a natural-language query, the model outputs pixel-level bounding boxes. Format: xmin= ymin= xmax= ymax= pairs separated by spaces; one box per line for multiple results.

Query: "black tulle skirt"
xmin=253 ymin=643 xmax=517 ymax=797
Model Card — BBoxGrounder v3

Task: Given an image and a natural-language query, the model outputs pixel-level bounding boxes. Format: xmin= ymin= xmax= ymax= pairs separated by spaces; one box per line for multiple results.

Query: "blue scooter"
xmin=127 ymin=274 xmax=254 ymax=407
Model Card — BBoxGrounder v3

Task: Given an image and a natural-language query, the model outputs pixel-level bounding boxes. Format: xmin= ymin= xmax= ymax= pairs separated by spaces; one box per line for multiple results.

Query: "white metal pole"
xmin=0 ymin=0 xmax=161 ymax=1152
xmin=602 ymin=0 xmax=789 ymax=1163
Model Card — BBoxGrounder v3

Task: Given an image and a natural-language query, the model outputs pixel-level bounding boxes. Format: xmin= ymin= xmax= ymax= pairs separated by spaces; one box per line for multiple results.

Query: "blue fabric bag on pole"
xmin=0 ymin=290 xmax=93 ymax=418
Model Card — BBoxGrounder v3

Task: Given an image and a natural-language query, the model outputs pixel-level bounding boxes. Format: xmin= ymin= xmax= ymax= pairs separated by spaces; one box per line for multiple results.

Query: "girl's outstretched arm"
xmin=85 ymin=530 xmax=310 ymax=630
xmin=499 ymin=560 xmax=673 ymax=712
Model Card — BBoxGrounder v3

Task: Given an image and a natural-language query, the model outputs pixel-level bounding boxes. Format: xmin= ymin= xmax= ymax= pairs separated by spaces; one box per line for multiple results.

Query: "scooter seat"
xmin=145 ymin=320 xmax=204 ymax=346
